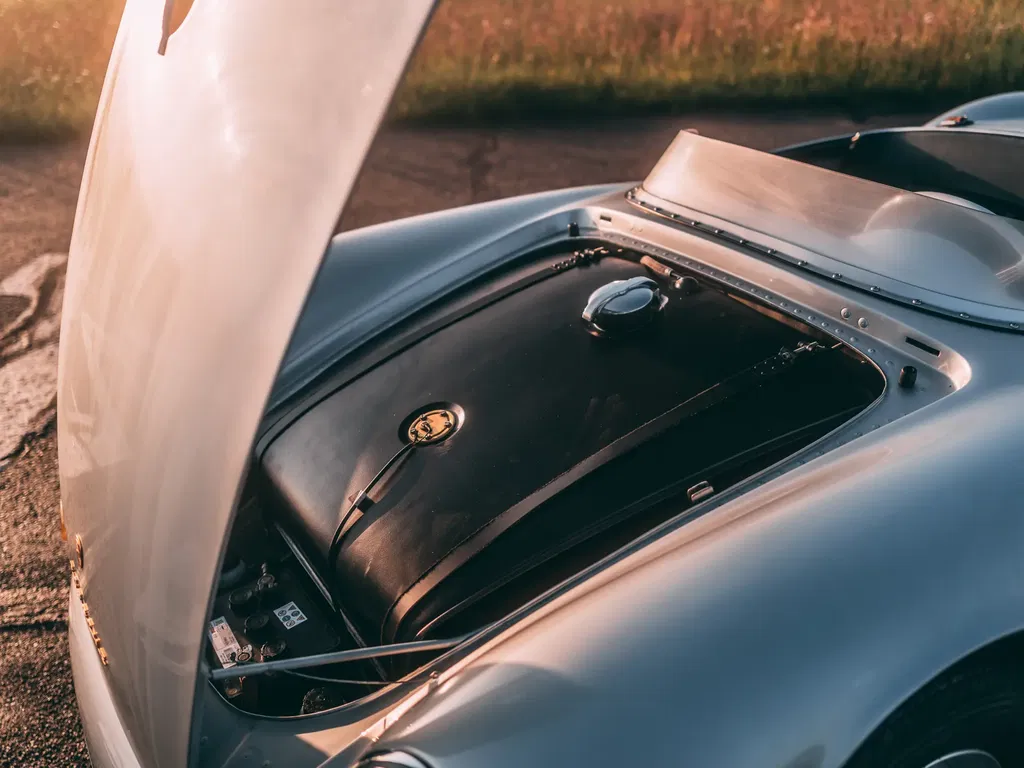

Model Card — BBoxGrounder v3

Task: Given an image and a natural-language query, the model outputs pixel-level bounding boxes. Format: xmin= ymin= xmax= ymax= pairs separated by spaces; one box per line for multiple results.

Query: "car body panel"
xmin=56 ymin=0 xmax=436 ymax=765
xmin=927 ymin=91 xmax=1024 ymax=133
xmin=370 ymin=384 xmax=1024 ymax=768
xmin=641 ymin=131 xmax=1024 ymax=328
xmin=59 ymin=3 xmax=1024 ymax=760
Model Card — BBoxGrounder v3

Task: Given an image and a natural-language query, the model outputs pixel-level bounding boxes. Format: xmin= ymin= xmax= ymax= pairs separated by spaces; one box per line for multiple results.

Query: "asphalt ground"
xmin=0 ymin=110 xmax=926 ymax=766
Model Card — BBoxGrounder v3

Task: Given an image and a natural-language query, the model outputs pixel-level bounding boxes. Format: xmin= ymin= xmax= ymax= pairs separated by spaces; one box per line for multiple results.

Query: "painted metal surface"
xmin=58 ymin=6 xmax=1024 ymax=760
xmin=641 ymin=131 xmax=1024 ymax=327
xmin=927 ymin=91 xmax=1024 ymax=133
xmin=69 ymin=581 xmax=141 ymax=768
xmin=56 ymin=0 xmax=436 ymax=766
xmin=371 ymin=385 xmax=1024 ymax=768
xmin=224 ymin=185 xmax=1024 ymax=768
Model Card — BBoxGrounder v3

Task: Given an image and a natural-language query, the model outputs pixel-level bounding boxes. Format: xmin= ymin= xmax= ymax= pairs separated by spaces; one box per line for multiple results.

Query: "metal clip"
xmin=687 ymin=481 xmax=715 ymax=503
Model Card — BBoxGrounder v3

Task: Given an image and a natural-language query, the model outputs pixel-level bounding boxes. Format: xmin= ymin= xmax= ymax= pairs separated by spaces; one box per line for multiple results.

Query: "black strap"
xmin=382 ymin=342 xmax=824 ymax=641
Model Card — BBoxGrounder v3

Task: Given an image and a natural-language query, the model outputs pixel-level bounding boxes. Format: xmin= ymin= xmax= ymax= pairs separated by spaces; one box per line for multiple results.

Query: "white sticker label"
xmin=273 ymin=601 xmax=307 ymax=630
xmin=209 ymin=616 xmax=242 ymax=668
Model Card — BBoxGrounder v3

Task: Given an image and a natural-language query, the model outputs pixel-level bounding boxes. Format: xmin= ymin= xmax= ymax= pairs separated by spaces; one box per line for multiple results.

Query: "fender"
xmin=927 ymin=91 xmax=1024 ymax=132
xmin=370 ymin=386 xmax=1024 ymax=768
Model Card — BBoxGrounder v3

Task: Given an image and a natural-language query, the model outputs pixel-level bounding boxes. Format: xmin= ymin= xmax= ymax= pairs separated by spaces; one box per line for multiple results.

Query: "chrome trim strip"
xmin=626 ymin=186 xmax=1024 ymax=333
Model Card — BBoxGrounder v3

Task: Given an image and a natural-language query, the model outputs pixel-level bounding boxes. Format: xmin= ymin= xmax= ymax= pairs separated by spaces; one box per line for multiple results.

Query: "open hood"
xmin=55 ymin=1 xmax=435 ymax=766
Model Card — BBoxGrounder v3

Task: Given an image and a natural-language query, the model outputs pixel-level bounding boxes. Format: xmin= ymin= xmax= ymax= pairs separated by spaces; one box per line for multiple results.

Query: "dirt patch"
xmin=0 ymin=294 xmax=29 ymax=334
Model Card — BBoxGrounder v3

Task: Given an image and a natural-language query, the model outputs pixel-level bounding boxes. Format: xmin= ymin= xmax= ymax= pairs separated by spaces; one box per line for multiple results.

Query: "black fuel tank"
xmin=261 ymin=247 xmax=882 ymax=646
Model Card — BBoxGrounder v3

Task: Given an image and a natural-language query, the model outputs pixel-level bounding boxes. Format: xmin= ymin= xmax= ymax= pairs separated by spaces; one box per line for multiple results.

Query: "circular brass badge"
xmin=406 ymin=408 xmax=459 ymax=445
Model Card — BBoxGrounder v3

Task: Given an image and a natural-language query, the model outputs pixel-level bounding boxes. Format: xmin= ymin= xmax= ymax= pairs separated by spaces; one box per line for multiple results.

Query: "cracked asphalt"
xmin=0 ymin=111 xmax=924 ymax=766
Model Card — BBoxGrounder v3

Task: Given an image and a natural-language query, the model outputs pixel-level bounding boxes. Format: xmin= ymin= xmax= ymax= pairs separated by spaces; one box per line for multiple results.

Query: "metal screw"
xmin=840 ymin=307 xmax=852 ymax=319
xmin=857 ymin=317 xmax=869 ymax=329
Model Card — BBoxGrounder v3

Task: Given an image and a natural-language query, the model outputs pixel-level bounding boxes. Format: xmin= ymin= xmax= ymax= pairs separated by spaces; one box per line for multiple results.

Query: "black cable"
xmin=325 ymin=441 xmax=418 ymax=609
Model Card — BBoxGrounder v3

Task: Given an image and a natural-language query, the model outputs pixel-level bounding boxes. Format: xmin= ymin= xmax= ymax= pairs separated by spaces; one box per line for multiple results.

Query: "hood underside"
xmin=56 ymin=1 xmax=436 ymax=765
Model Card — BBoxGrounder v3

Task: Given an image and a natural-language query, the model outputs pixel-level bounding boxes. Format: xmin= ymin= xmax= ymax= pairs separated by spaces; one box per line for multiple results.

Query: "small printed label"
xmin=273 ymin=601 xmax=307 ymax=630
xmin=209 ymin=616 xmax=242 ymax=668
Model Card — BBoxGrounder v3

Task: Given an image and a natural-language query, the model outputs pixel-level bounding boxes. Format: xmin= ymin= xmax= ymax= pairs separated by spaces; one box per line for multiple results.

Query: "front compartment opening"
xmin=206 ymin=240 xmax=885 ymax=716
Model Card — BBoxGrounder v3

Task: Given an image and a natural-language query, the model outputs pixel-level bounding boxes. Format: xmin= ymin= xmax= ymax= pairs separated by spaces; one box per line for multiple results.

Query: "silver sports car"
xmin=58 ymin=1 xmax=1024 ymax=767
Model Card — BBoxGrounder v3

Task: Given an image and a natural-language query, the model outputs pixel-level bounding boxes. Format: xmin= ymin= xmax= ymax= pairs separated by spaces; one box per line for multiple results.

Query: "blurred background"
xmin=1 ymin=0 xmax=1022 ymax=139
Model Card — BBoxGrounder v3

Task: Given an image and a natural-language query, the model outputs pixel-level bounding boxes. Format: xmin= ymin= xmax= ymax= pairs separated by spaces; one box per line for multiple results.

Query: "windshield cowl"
xmin=636 ymin=131 xmax=1024 ymax=331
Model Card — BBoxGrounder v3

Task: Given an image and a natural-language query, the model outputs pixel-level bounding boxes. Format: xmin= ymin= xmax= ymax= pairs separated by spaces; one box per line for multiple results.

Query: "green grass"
xmin=2 ymin=0 xmax=1023 ymax=139
xmin=0 ymin=0 xmax=119 ymax=140
xmin=396 ymin=0 xmax=1024 ymax=120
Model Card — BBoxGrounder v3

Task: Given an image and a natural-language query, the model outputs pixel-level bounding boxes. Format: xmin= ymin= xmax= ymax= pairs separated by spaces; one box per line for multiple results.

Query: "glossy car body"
xmin=58 ymin=1 xmax=1024 ymax=766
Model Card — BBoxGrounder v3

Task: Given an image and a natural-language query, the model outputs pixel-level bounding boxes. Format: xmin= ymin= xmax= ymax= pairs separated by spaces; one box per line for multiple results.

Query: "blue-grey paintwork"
xmin=366 ymin=385 xmax=1024 ymax=768
xmin=927 ymin=91 xmax=1024 ymax=134
xmin=61 ymin=7 xmax=1024 ymax=763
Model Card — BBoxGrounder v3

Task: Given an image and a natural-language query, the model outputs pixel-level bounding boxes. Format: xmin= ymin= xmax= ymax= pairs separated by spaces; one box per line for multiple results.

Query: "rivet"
xmin=781 ymin=302 xmax=788 ymax=308
xmin=959 ymin=312 xmax=970 ymax=319
xmin=867 ymin=347 xmax=875 ymax=353
xmin=832 ymin=273 xmax=842 ymax=280
xmin=821 ymin=321 xmax=829 ymax=327
xmin=870 ymin=286 xmax=880 ymax=292
xmin=911 ymin=299 xmax=923 ymax=305
xmin=850 ymin=336 xmax=858 ymax=342
xmin=840 ymin=307 xmax=852 ymax=319
xmin=857 ymin=317 xmax=869 ymax=329
xmin=807 ymin=315 xmax=816 ymax=321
